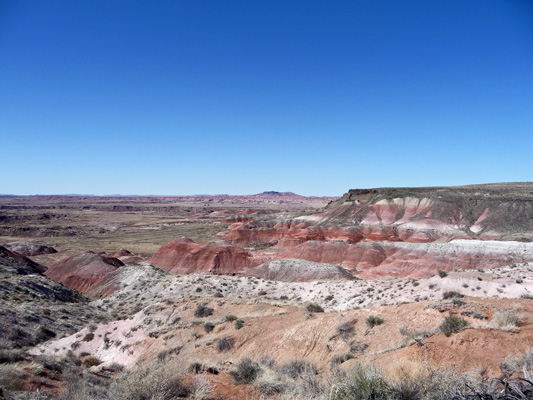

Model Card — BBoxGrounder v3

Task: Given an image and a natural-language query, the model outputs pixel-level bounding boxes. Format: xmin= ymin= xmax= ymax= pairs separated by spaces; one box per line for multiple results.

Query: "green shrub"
xmin=156 ymin=346 xmax=181 ymax=362
xmin=216 ymin=336 xmax=233 ymax=352
xmin=366 ymin=315 xmax=383 ymax=328
xmin=82 ymin=332 xmax=95 ymax=342
xmin=230 ymin=358 xmax=262 ymax=384
xmin=442 ymin=291 xmax=464 ymax=300
xmin=278 ymin=359 xmax=317 ymax=379
xmin=0 ymin=349 xmax=24 ymax=364
xmin=189 ymin=362 xmax=206 ymax=374
xmin=331 ymin=364 xmax=390 ymax=400
xmin=336 ymin=321 xmax=355 ymax=340
xmin=235 ymin=319 xmax=244 ymax=330
xmin=34 ymin=326 xmax=57 ymax=342
xmin=440 ymin=314 xmax=468 ymax=337
xmin=331 ymin=353 xmax=355 ymax=368
xmin=109 ymin=363 xmax=190 ymax=399
xmin=254 ymin=372 xmax=287 ymax=395
xmin=225 ymin=315 xmax=238 ymax=322
xmin=38 ymin=355 xmax=64 ymax=373
xmin=488 ymin=309 xmax=523 ymax=332
xmin=81 ymin=355 xmax=102 ymax=367
xmin=108 ymin=362 xmax=124 ymax=372
xmin=0 ymin=364 xmax=25 ymax=391
xmin=438 ymin=270 xmax=448 ymax=278
xmin=306 ymin=303 xmax=324 ymax=313
xmin=259 ymin=355 xmax=275 ymax=368
xmin=204 ymin=322 xmax=215 ymax=333
xmin=194 ymin=303 xmax=214 ymax=318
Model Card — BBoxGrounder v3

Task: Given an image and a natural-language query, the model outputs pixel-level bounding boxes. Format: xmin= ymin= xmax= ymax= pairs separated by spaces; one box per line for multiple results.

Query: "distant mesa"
xmin=4 ymin=241 xmax=57 ymax=257
xmin=224 ymin=183 xmax=533 ymax=247
xmin=45 ymin=252 xmax=124 ymax=293
xmin=256 ymin=191 xmax=298 ymax=196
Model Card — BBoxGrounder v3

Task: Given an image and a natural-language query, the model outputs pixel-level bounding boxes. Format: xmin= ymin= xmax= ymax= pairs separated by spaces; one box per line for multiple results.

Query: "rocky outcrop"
xmin=4 ymin=241 xmax=57 ymax=257
xmin=0 ymin=246 xmax=46 ymax=274
xmin=149 ymin=238 xmax=267 ymax=275
xmin=248 ymin=258 xmax=354 ymax=281
xmin=0 ymin=248 xmax=106 ymax=350
xmin=45 ymin=253 xmax=124 ymax=292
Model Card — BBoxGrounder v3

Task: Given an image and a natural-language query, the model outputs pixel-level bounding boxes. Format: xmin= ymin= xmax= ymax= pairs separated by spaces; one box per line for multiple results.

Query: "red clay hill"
xmin=148 ymin=238 xmax=269 ymax=275
xmin=45 ymin=252 xmax=124 ymax=293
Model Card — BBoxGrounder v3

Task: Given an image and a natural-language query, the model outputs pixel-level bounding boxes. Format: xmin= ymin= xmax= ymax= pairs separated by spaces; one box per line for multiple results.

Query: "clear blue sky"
xmin=1 ymin=1 xmax=532 ymax=196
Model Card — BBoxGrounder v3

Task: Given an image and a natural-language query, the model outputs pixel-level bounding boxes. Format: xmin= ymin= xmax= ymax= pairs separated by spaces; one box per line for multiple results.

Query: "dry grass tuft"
xmin=476 ymin=308 xmax=523 ymax=332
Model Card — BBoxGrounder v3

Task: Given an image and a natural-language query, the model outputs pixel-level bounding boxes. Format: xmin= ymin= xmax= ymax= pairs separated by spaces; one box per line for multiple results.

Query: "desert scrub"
xmin=254 ymin=369 xmax=288 ymax=395
xmin=33 ymin=326 xmax=57 ymax=342
xmin=278 ymin=359 xmax=317 ymax=379
xmin=330 ymin=363 xmax=390 ymax=400
xmin=438 ymin=270 xmax=448 ymax=278
xmin=259 ymin=355 xmax=276 ymax=368
xmin=203 ymin=322 xmax=215 ymax=333
xmin=216 ymin=336 xmax=233 ymax=352
xmin=306 ymin=303 xmax=324 ymax=313
xmin=366 ymin=315 xmax=383 ymax=328
xmin=109 ymin=362 xmax=191 ymax=400
xmin=157 ymin=346 xmax=181 ymax=362
xmin=188 ymin=362 xmax=219 ymax=375
xmin=482 ymin=308 xmax=523 ymax=332
xmin=0 ymin=349 xmax=24 ymax=364
xmin=399 ymin=324 xmax=432 ymax=346
xmin=442 ymin=291 xmax=464 ymax=300
xmin=440 ymin=314 xmax=468 ymax=337
xmin=330 ymin=353 xmax=355 ymax=368
xmin=500 ymin=348 xmax=533 ymax=377
xmin=230 ymin=358 xmax=262 ymax=384
xmin=224 ymin=314 xmax=238 ymax=322
xmin=82 ymin=332 xmax=95 ymax=342
xmin=81 ymin=355 xmax=102 ymax=367
xmin=235 ymin=319 xmax=244 ymax=330
xmin=336 ymin=321 xmax=355 ymax=340
xmin=0 ymin=364 xmax=25 ymax=391
xmin=194 ymin=302 xmax=214 ymax=318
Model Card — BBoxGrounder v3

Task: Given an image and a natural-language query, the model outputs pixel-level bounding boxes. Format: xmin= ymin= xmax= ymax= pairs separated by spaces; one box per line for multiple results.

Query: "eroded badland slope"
xmin=2 ymin=185 xmax=533 ymax=399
